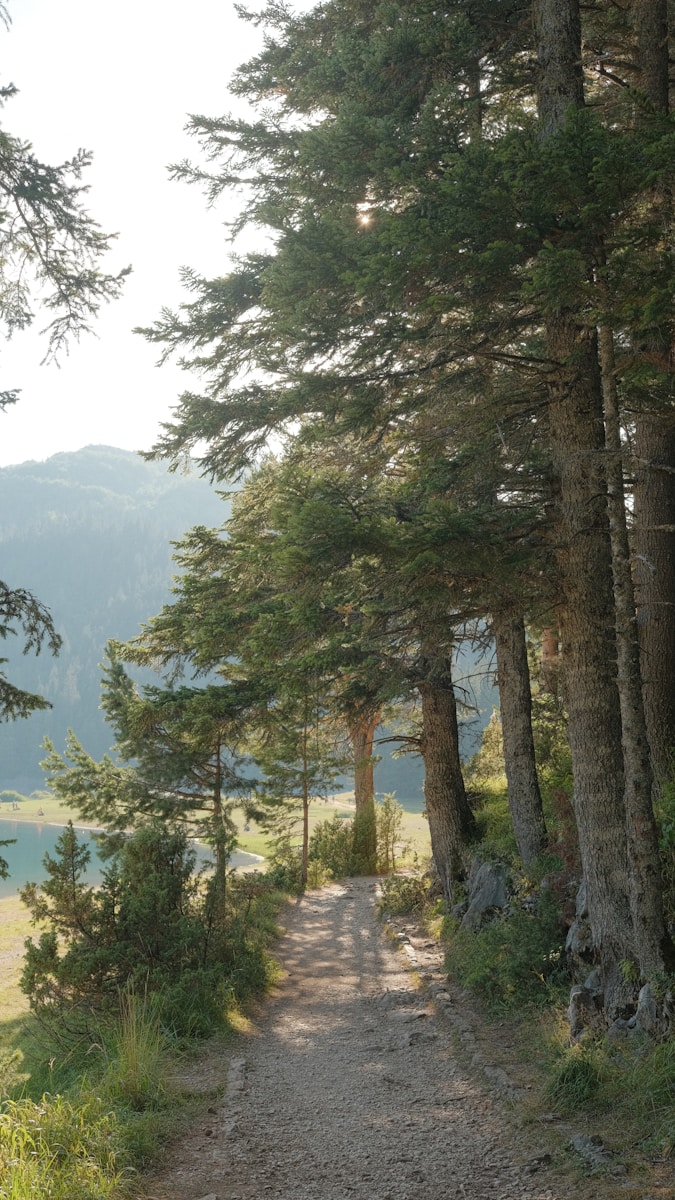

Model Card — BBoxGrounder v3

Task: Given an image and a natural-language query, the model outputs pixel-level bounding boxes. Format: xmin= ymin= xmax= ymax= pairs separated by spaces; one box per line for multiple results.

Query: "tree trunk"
xmin=301 ymin=730 xmax=309 ymax=889
xmin=492 ymin=610 xmax=547 ymax=867
xmin=348 ymin=709 xmax=379 ymax=816
xmin=212 ymin=742 xmax=227 ymax=905
xmin=628 ymin=0 xmax=675 ymax=797
xmin=540 ymin=627 xmax=560 ymax=697
xmin=631 ymin=0 xmax=669 ymax=111
xmin=633 ymin=414 xmax=675 ymax=792
xmin=599 ymin=319 xmax=670 ymax=976
xmin=533 ymin=0 xmax=635 ymax=1013
xmin=418 ymin=655 xmax=474 ymax=905
xmin=347 ymin=708 xmax=379 ymax=872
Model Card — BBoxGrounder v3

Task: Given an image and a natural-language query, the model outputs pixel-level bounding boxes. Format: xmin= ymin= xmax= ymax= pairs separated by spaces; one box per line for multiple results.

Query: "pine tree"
xmin=138 ymin=0 xmax=673 ymax=1006
xmin=0 ymin=38 xmax=127 ymax=720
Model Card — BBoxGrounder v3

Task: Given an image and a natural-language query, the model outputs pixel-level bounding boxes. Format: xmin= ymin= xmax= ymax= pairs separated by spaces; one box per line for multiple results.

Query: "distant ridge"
xmin=0 ymin=445 xmax=229 ymax=792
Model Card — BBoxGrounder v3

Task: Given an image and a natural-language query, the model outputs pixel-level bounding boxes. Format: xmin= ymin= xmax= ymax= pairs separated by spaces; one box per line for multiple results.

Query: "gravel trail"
xmin=142 ymin=878 xmax=562 ymax=1200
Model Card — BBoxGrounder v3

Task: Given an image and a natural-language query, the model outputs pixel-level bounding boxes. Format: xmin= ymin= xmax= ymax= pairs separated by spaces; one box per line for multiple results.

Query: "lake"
xmin=0 ymin=819 xmax=263 ymax=900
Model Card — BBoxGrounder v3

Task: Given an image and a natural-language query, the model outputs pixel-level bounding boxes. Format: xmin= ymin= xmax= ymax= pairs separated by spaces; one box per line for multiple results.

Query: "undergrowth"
xmin=0 ymin=1092 xmax=131 ymax=1199
xmin=442 ymin=891 xmax=567 ymax=1013
xmin=1 ymin=825 xmax=289 ymax=1200
xmin=542 ymin=1026 xmax=675 ymax=1158
xmin=378 ymin=871 xmax=435 ymax=916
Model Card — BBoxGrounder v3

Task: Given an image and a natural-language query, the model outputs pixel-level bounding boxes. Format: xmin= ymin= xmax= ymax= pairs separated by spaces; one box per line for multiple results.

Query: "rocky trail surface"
xmin=139 ymin=878 xmax=634 ymax=1200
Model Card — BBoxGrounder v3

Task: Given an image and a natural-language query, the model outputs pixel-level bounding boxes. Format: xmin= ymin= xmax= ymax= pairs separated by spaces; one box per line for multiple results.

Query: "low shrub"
xmin=309 ymin=815 xmax=357 ymax=878
xmin=378 ymin=872 xmax=434 ymax=916
xmin=468 ymin=782 xmax=518 ymax=867
xmin=443 ymin=891 xmax=566 ymax=1012
xmin=265 ymin=836 xmax=306 ymax=894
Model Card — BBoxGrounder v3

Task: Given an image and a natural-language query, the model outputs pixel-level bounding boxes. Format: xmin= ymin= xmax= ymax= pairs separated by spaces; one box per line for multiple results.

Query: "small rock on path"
xmin=140 ymin=878 xmax=560 ymax=1200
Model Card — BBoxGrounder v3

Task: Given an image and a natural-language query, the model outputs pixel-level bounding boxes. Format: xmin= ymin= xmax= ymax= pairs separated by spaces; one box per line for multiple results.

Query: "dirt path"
xmin=140 ymin=879 xmax=577 ymax=1200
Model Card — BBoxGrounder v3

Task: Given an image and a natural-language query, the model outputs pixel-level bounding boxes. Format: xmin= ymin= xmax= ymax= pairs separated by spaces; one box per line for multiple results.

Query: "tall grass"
xmin=99 ymin=988 xmax=169 ymax=1113
xmin=544 ymin=1031 xmax=675 ymax=1157
xmin=0 ymin=1093 xmax=131 ymax=1199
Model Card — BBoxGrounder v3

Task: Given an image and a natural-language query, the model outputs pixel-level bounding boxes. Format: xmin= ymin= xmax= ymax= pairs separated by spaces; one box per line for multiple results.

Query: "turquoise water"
xmin=0 ymin=819 xmax=262 ymax=900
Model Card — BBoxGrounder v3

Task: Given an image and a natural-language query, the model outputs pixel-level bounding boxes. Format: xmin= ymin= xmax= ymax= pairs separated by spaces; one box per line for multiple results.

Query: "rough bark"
xmin=599 ymin=320 xmax=670 ymax=976
xmin=540 ymin=626 xmax=560 ymax=697
xmin=633 ymin=415 xmax=675 ymax=791
xmin=418 ymin=656 xmax=475 ymax=906
xmin=492 ymin=610 xmax=547 ymax=868
xmin=631 ymin=0 xmax=669 ymax=111
xmin=546 ymin=317 xmax=635 ymax=1011
xmin=347 ymin=709 xmax=379 ymax=872
xmin=533 ymin=0 xmax=635 ymax=1013
xmin=629 ymin=0 xmax=675 ymax=797
xmin=348 ymin=710 xmax=379 ymax=817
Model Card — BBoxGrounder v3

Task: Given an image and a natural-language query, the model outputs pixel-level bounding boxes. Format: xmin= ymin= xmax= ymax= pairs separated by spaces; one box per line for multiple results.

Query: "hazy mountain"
xmin=0 ymin=445 xmax=231 ymax=792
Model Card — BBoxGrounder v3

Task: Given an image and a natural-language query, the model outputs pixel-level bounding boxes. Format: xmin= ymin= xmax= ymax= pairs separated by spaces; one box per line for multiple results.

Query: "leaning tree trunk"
xmin=492 ymin=610 xmax=547 ymax=868
xmin=347 ymin=708 xmax=380 ymax=872
xmin=533 ymin=0 xmax=635 ymax=1014
xmin=418 ymin=654 xmax=475 ymax=906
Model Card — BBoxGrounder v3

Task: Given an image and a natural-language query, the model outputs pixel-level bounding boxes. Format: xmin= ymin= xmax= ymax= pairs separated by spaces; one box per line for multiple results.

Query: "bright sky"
xmin=0 ymin=0 xmax=267 ymax=467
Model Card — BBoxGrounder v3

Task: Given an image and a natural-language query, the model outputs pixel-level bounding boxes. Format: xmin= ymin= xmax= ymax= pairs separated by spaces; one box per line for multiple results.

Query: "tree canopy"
xmin=0 ymin=31 xmax=128 ymax=721
xmin=132 ymin=0 xmax=675 ymax=1018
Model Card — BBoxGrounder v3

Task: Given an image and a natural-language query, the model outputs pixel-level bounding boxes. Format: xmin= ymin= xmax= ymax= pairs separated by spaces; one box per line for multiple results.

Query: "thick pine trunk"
xmin=599 ymin=321 xmax=670 ymax=976
xmin=629 ymin=0 xmax=675 ymax=797
xmin=547 ymin=318 xmax=635 ymax=1010
xmin=492 ymin=610 xmax=547 ymax=867
xmin=631 ymin=0 xmax=669 ymax=111
xmin=418 ymin=655 xmax=474 ymax=905
xmin=347 ymin=709 xmax=379 ymax=872
xmin=533 ymin=0 xmax=635 ymax=1012
xmin=633 ymin=415 xmax=675 ymax=791
xmin=348 ymin=710 xmax=379 ymax=816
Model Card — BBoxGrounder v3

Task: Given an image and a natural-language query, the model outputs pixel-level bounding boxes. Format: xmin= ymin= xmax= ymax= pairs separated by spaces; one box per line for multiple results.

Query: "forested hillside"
xmin=0 ymin=445 xmax=228 ymax=790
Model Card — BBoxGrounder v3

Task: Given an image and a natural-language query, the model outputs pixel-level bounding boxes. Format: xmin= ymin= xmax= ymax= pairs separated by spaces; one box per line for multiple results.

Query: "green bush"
xmin=155 ymin=971 xmax=232 ymax=1040
xmin=444 ymin=891 xmax=566 ymax=1012
xmin=19 ymin=821 xmax=285 ymax=1046
xmin=378 ymin=872 xmax=433 ymax=916
xmin=264 ymin=835 xmax=306 ymax=894
xmin=309 ymin=814 xmax=357 ymax=878
xmin=468 ymin=782 xmax=519 ymax=867
xmin=19 ymin=822 xmax=208 ymax=1028
xmin=375 ymin=793 xmax=405 ymax=873
xmin=352 ymin=807 xmax=377 ymax=874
